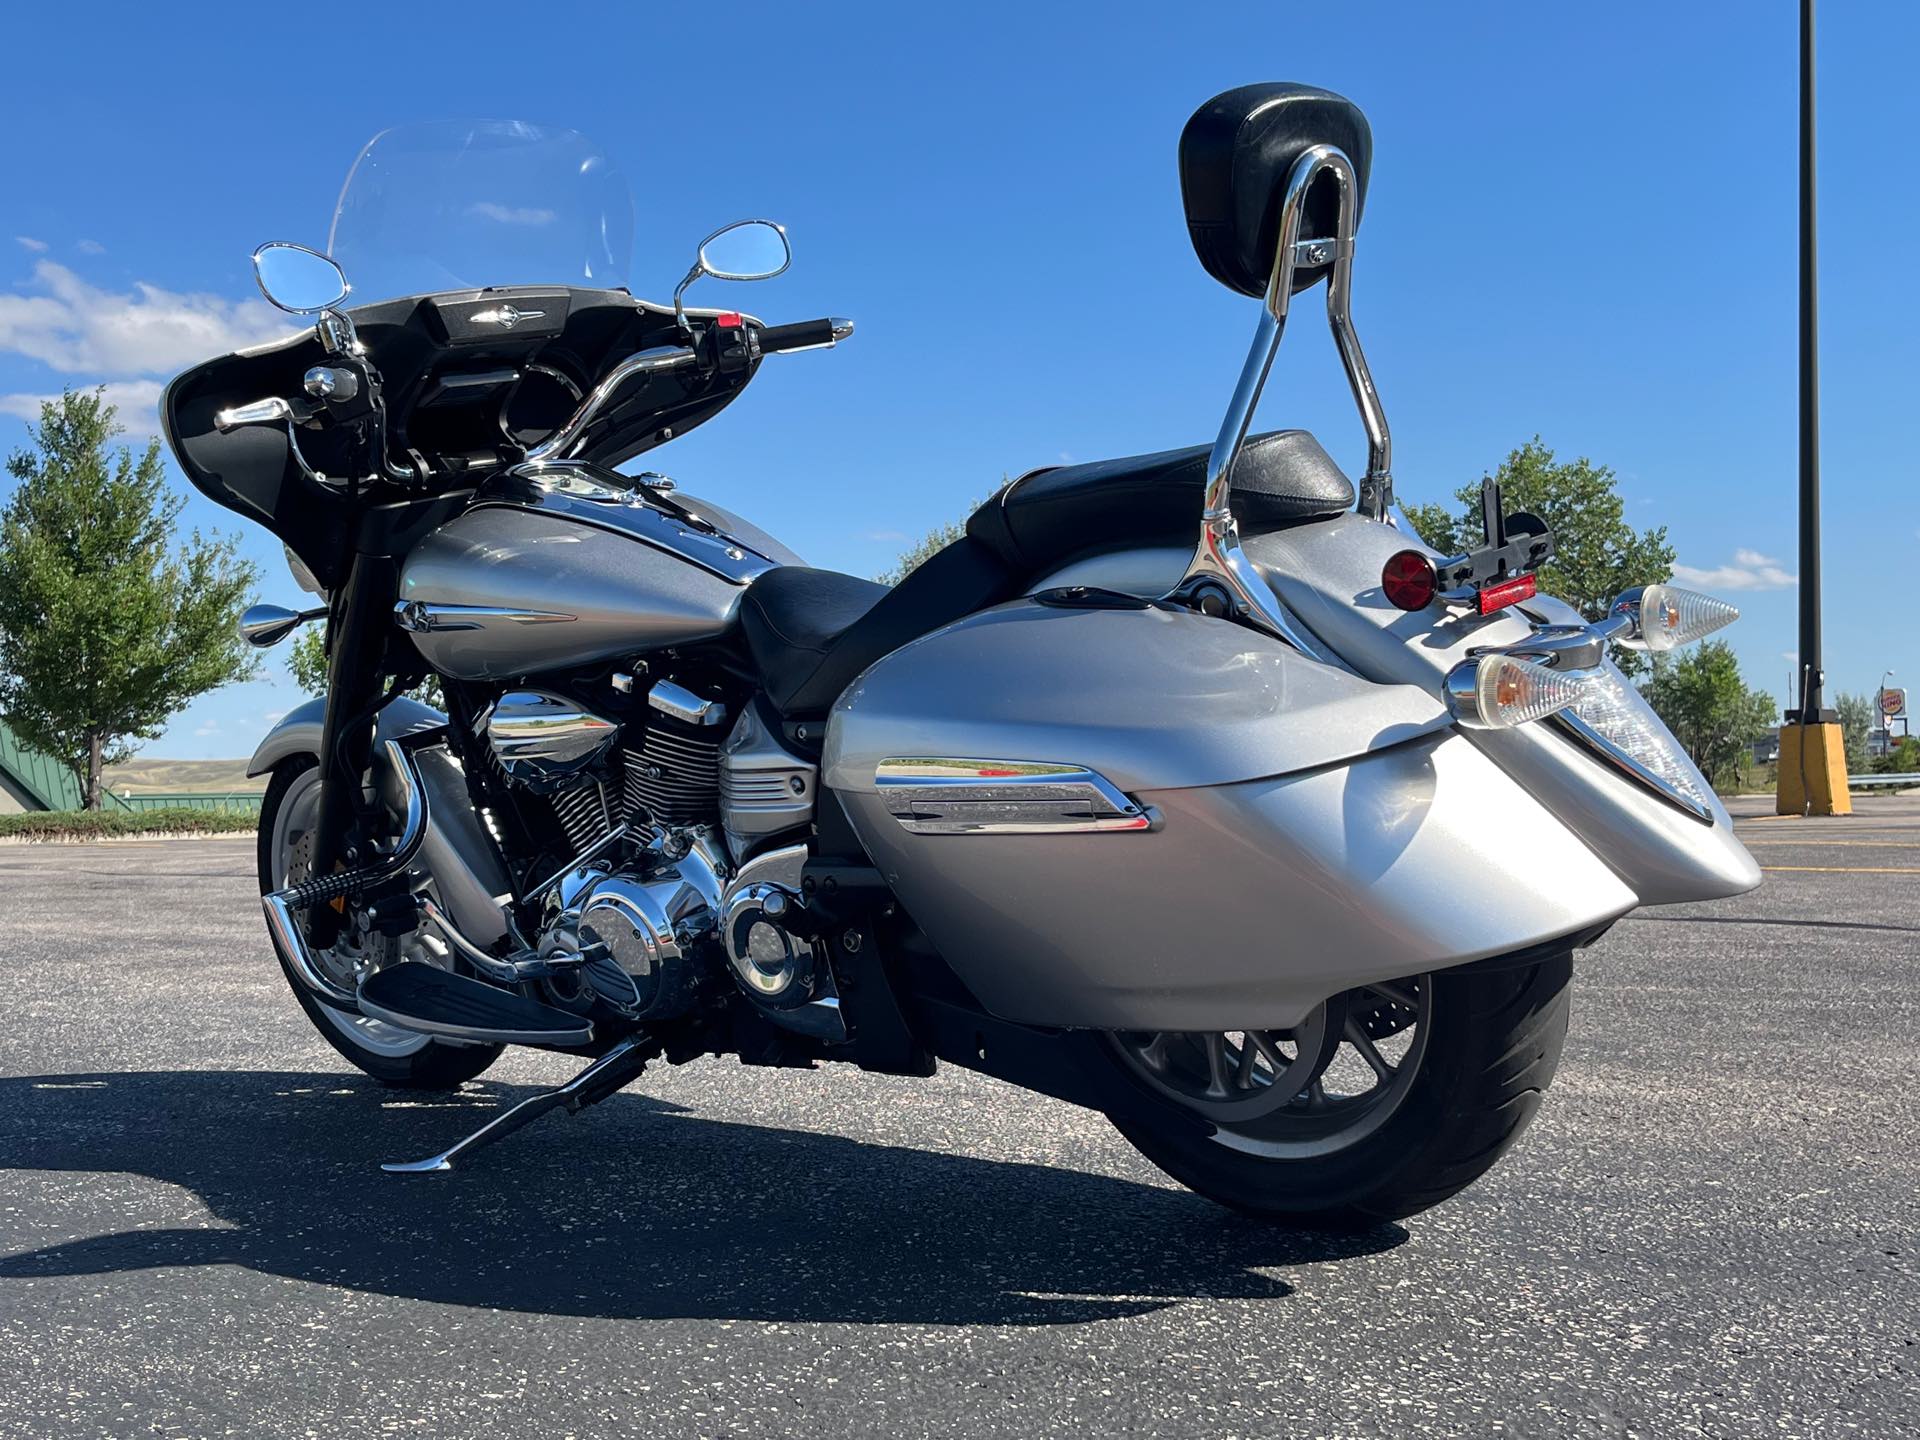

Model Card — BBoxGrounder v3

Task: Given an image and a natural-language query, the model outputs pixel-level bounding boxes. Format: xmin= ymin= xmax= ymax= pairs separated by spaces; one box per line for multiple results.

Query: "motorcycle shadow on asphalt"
xmin=0 ymin=1069 xmax=1405 ymax=1326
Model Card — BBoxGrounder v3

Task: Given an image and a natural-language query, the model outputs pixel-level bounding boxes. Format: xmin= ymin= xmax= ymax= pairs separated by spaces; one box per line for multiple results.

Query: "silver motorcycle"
xmin=163 ymin=88 xmax=1757 ymax=1226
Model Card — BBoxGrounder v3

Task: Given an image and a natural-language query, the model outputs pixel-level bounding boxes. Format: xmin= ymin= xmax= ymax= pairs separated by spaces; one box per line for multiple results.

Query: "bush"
xmin=0 ymin=807 xmax=257 ymax=840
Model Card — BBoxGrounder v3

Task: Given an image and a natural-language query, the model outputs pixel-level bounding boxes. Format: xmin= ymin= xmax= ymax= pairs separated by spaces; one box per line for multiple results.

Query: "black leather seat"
xmin=739 ymin=429 xmax=1354 ymax=714
xmin=964 ymin=429 xmax=1353 ymax=575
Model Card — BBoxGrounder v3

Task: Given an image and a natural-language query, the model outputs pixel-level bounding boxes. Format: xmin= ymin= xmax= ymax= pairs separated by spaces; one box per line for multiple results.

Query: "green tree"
xmin=875 ymin=511 xmax=976 ymax=586
xmin=286 ymin=619 xmax=442 ymax=711
xmin=1401 ymin=437 xmax=1676 ymax=630
xmin=1872 ymin=735 xmax=1920 ymax=775
xmin=0 ymin=389 xmax=260 ymax=808
xmin=1835 ymin=690 xmax=1873 ymax=773
xmin=1640 ymin=640 xmax=1778 ymax=790
xmin=287 ymin=624 xmax=328 ymax=695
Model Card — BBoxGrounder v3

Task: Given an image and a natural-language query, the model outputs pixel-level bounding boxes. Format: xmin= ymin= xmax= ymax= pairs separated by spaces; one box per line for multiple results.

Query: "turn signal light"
xmin=1445 ymin=654 xmax=1588 ymax=730
xmin=1381 ymin=550 xmax=1439 ymax=610
xmin=1625 ymin=584 xmax=1739 ymax=652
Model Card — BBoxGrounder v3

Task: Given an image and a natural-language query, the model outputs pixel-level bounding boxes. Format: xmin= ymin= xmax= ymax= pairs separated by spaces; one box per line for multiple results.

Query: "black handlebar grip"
xmin=755 ymin=319 xmax=839 ymax=354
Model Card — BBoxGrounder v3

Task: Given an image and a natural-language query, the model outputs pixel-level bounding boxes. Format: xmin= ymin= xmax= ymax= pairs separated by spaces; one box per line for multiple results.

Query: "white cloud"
xmin=194 ymin=721 xmax=221 ymax=737
xmin=76 ymin=239 xmax=105 ymax=255
xmin=469 ymin=202 xmax=556 ymax=226
xmin=1782 ymin=650 xmax=1799 ymax=665
xmin=262 ymin=710 xmax=287 ymax=725
xmin=0 ymin=260 xmax=294 ymax=377
xmin=15 ymin=236 xmax=47 ymax=253
xmin=862 ymin=528 xmax=909 ymax=543
xmin=1671 ymin=548 xmax=1797 ymax=592
xmin=0 ymin=378 xmax=166 ymax=438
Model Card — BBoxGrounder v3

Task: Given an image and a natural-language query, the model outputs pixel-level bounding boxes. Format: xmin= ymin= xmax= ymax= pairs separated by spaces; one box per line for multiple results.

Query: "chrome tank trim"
xmin=485 ymin=462 xmax=776 ymax=585
xmin=874 ymin=759 xmax=1154 ymax=835
xmin=395 ymin=601 xmax=574 ymax=633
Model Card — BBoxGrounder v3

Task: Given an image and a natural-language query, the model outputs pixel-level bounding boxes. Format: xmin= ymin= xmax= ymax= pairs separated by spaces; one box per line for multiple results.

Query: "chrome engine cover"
xmin=548 ymin=848 xmax=722 ymax=1020
xmin=718 ymin=702 xmax=817 ymax=857
xmin=483 ymin=690 xmax=621 ymax=793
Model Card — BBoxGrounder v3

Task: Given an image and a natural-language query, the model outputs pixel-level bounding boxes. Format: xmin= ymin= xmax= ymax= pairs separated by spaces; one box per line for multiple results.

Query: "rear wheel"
xmin=1094 ymin=955 xmax=1573 ymax=1227
xmin=257 ymin=756 xmax=504 ymax=1090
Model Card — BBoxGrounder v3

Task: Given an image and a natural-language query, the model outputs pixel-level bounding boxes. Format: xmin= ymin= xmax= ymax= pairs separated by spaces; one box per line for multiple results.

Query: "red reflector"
xmin=1381 ymin=550 xmax=1438 ymax=611
xmin=1478 ymin=573 xmax=1538 ymax=614
xmin=716 ymin=311 xmax=743 ymax=328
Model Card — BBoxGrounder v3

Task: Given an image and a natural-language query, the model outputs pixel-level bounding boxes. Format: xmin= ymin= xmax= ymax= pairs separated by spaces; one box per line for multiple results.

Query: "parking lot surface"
xmin=1 ymin=799 xmax=1915 ymax=1438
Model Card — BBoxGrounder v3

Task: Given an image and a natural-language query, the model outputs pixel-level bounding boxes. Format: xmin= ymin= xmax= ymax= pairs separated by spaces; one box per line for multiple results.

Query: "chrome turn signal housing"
xmin=1607 ymin=584 xmax=1738 ymax=652
xmin=1444 ymin=654 xmax=1589 ymax=730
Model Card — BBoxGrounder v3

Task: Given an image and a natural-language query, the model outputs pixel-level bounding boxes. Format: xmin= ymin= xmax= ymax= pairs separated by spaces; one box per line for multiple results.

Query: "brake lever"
xmin=215 ymin=394 xmax=320 ymax=432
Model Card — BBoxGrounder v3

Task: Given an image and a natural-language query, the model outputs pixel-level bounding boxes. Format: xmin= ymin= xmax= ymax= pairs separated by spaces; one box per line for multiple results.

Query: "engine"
xmin=478 ymin=680 xmax=832 ymax=1030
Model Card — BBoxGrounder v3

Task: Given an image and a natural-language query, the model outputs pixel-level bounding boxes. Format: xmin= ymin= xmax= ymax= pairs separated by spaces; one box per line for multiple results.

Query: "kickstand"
xmin=382 ymin=1035 xmax=656 ymax=1174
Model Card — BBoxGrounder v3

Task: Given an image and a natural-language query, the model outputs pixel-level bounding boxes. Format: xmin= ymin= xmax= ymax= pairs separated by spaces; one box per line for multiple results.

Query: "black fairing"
xmin=1179 ymin=82 xmax=1372 ymax=298
xmin=160 ymin=287 xmax=756 ymax=591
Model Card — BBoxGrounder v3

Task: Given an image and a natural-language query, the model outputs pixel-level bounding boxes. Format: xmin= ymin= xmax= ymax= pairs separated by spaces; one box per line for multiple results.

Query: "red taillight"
xmin=1478 ymin=573 xmax=1538 ymax=614
xmin=1381 ymin=550 xmax=1438 ymax=611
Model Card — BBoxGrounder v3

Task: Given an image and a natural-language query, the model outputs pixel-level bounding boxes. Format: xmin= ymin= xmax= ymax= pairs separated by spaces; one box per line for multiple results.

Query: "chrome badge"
xmin=470 ymin=304 xmax=547 ymax=329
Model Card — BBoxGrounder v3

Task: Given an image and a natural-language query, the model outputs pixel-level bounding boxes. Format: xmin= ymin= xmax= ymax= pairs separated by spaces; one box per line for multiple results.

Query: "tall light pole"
xmin=1797 ymin=0 xmax=1826 ymax=726
xmin=1778 ymin=0 xmax=1850 ymax=814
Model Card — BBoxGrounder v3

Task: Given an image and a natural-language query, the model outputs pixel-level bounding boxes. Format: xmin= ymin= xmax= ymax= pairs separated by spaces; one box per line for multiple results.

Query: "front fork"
xmin=305 ymin=554 xmax=402 ymax=947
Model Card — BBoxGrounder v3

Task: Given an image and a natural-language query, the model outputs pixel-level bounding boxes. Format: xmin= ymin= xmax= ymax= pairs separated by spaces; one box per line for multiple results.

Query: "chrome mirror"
xmin=238 ymin=603 xmax=326 ymax=648
xmin=698 ymin=219 xmax=791 ymax=281
xmin=674 ymin=219 xmax=790 ymax=327
xmin=252 ymin=242 xmax=349 ymax=315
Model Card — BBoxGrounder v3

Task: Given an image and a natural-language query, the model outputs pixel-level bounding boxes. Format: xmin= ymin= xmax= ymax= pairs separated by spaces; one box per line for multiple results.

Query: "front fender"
xmin=246 ymin=695 xmax=449 ymax=777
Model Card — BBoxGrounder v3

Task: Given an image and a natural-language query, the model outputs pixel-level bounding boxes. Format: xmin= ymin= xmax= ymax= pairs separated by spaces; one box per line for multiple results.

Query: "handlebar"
xmin=756 ymin=317 xmax=853 ymax=354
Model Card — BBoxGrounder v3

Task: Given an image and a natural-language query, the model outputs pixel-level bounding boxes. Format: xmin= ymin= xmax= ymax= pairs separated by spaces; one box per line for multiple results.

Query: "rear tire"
xmin=1095 ymin=955 xmax=1573 ymax=1227
xmin=257 ymin=756 xmax=504 ymax=1091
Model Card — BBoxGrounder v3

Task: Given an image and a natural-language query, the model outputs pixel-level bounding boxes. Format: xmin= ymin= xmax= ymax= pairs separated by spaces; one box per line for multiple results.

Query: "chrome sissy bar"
xmin=1166 ymin=143 xmax=1393 ymax=643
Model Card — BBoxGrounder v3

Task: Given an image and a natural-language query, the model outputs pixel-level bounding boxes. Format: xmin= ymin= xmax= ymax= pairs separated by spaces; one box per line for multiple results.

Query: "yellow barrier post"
xmin=1777 ymin=722 xmax=1851 ymax=815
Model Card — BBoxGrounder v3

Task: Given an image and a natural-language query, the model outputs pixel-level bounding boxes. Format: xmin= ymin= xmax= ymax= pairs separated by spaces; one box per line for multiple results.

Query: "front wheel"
xmin=1092 ymin=955 xmax=1573 ymax=1227
xmin=257 ymin=756 xmax=504 ymax=1090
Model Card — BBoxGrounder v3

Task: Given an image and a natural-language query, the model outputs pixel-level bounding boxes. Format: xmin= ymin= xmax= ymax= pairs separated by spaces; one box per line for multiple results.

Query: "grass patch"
xmin=0 ymin=807 xmax=257 ymax=840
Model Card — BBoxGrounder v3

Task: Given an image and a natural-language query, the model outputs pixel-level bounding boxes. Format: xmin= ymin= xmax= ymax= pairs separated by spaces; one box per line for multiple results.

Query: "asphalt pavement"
xmin=0 ymin=801 xmax=1914 ymax=1439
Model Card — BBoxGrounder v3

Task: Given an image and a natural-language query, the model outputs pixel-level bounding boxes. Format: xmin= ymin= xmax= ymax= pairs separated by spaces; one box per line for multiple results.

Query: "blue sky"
xmin=2 ymin=1 xmax=1915 ymax=759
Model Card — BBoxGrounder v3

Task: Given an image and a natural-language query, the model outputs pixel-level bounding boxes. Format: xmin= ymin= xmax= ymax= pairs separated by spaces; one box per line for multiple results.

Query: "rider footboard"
xmin=822 ymin=597 xmax=1635 ymax=1031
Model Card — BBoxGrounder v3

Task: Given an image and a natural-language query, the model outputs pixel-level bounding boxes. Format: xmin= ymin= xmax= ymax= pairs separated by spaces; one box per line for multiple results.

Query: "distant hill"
xmin=102 ymin=758 xmax=264 ymax=795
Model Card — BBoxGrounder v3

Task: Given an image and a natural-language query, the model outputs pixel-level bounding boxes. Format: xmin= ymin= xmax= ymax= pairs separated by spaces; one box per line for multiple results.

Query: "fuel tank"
xmin=397 ymin=463 xmax=799 ymax=681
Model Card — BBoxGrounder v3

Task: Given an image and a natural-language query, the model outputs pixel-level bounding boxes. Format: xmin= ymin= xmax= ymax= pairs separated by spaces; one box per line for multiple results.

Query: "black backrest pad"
xmin=1179 ymin=83 xmax=1372 ymax=298
xmin=965 ymin=430 xmax=1354 ymax=576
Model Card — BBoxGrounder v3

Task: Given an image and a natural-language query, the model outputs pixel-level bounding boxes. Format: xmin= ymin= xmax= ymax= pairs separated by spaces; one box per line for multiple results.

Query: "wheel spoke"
xmin=1344 ymin=1018 xmax=1394 ymax=1081
xmin=1249 ymin=1030 xmax=1291 ymax=1074
xmin=1365 ymin=979 xmax=1419 ymax=1010
xmin=1202 ymin=1032 xmax=1230 ymax=1096
xmin=1235 ymin=1034 xmax=1258 ymax=1087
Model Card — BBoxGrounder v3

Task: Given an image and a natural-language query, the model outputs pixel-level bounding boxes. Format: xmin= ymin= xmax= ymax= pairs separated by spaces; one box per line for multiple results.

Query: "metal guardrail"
xmin=111 ymin=791 xmax=264 ymax=815
xmin=1848 ymin=773 xmax=1920 ymax=789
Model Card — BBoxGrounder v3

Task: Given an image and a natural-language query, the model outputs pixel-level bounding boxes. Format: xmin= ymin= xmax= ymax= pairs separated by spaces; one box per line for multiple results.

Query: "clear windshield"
xmin=326 ymin=120 xmax=633 ymax=305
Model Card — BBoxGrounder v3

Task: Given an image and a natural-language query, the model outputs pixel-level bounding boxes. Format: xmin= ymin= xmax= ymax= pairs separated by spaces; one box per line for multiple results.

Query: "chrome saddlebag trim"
xmin=875 ymin=758 xmax=1155 ymax=835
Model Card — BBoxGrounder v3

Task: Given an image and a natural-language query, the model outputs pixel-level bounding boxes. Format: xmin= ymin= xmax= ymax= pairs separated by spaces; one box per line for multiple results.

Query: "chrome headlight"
xmin=1558 ymin=663 xmax=1714 ymax=819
